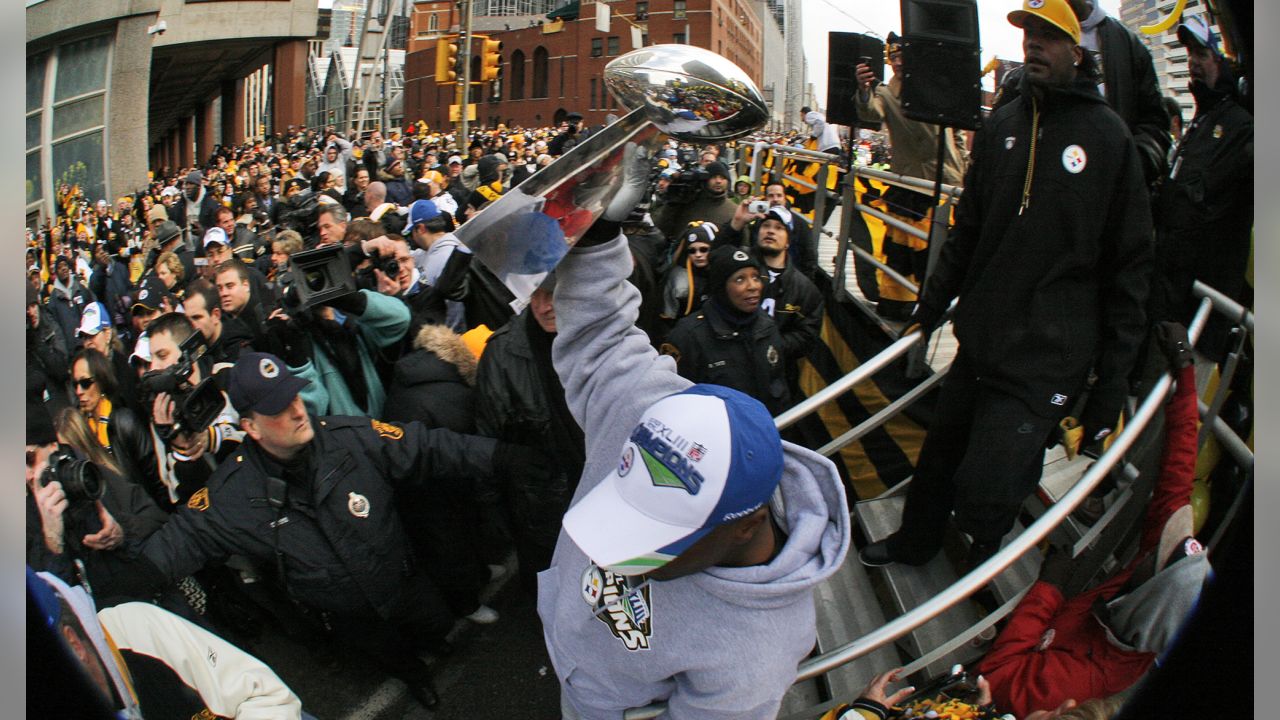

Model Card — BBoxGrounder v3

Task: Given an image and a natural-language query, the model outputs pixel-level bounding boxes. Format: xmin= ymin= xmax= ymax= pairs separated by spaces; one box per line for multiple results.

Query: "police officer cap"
xmin=228 ymin=352 xmax=311 ymax=416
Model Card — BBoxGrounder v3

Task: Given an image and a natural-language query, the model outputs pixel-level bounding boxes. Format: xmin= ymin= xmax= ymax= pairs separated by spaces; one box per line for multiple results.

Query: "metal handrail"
xmin=790 ymin=296 xmax=1212 ymax=682
xmin=851 ymin=163 xmax=964 ymax=201
xmin=773 ymin=329 xmax=924 ymax=431
xmin=1192 ymin=280 xmax=1253 ymax=333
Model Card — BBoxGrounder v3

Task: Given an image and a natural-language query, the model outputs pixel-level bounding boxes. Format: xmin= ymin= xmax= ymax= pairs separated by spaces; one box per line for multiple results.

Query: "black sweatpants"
xmin=887 ymin=354 xmax=1059 ymax=561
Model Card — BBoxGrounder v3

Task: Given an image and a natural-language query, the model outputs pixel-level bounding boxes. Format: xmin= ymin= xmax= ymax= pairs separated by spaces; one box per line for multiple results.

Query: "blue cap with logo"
xmin=408 ymin=199 xmax=441 ymax=228
xmin=228 ymin=352 xmax=310 ymax=416
xmin=561 ymin=384 xmax=784 ymax=575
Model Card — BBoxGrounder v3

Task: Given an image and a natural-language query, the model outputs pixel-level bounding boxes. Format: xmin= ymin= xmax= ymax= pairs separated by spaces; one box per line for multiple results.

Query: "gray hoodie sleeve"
xmin=551 ymin=234 xmax=691 ymax=476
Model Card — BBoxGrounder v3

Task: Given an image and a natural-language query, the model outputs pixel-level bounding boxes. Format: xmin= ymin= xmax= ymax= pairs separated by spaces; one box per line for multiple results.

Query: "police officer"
xmin=121 ymin=352 xmax=546 ymax=708
xmin=661 ymin=246 xmax=790 ymax=415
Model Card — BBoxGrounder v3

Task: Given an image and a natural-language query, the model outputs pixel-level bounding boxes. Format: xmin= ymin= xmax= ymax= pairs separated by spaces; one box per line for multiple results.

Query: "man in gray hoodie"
xmin=539 ymin=216 xmax=851 ymax=718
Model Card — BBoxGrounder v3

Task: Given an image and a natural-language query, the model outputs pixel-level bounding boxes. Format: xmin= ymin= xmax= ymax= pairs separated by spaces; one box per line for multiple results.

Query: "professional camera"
xmin=277 ymin=189 xmax=322 ymax=242
xmin=139 ymin=332 xmax=224 ymax=440
xmin=659 ymin=165 xmax=709 ymax=206
xmin=41 ymin=446 xmax=104 ymax=504
xmin=277 ymin=243 xmax=357 ymax=311
xmin=352 ymin=248 xmax=400 ymax=292
xmin=40 ymin=445 xmax=106 ymax=554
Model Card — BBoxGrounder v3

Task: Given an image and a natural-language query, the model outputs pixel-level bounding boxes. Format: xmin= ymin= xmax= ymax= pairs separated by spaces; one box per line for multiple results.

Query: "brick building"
xmin=403 ymin=0 xmax=764 ymax=131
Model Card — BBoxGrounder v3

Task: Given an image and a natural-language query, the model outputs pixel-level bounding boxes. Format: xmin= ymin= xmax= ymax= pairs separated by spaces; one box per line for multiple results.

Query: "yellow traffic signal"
xmin=478 ymin=35 xmax=504 ymax=82
xmin=435 ymin=34 xmax=460 ymax=85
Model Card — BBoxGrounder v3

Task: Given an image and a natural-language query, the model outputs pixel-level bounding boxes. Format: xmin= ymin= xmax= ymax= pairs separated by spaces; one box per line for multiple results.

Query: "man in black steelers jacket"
xmin=861 ymin=0 xmax=1152 ymax=571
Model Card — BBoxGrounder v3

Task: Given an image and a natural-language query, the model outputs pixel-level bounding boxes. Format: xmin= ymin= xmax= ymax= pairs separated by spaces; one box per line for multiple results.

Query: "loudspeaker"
xmin=898 ymin=0 xmax=982 ymax=130
xmin=827 ymin=32 xmax=884 ymax=131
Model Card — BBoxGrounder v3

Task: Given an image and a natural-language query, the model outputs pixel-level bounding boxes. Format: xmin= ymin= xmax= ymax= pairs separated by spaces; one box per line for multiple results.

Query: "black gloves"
xmin=899 ymin=301 xmax=943 ymax=339
xmin=1154 ymin=321 xmax=1194 ymax=370
xmin=325 ymin=288 xmax=368 ymax=316
xmin=492 ymin=442 xmax=556 ymax=486
xmin=1038 ymin=544 xmax=1073 ymax=589
xmin=262 ymin=318 xmax=313 ymax=368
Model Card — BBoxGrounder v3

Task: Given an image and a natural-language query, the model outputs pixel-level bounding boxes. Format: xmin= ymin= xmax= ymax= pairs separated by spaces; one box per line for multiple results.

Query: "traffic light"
xmin=478 ymin=35 xmax=504 ymax=82
xmin=435 ymin=34 xmax=460 ymax=85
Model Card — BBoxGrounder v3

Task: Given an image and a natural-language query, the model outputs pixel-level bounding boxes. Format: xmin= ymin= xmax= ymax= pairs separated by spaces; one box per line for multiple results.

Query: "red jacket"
xmin=977 ymin=364 xmax=1198 ymax=716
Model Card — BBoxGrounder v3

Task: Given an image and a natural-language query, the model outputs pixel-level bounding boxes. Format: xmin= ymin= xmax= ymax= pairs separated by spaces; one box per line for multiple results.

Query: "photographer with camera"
xmin=401 ymin=200 xmax=471 ymax=334
xmin=264 ymin=242 xmax=411 ymax=419
xmin=28 ymin=405 xmax=203 ymax=618
xmin=142 ymin=312 xmax=244 ymax=510
xmin=651 ymin=159 xmax=738 ymax=243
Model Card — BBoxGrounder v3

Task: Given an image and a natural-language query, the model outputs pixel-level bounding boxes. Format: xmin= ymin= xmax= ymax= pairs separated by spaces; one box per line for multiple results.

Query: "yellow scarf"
xmin=87 ymin=396 xmax=113 ymax=449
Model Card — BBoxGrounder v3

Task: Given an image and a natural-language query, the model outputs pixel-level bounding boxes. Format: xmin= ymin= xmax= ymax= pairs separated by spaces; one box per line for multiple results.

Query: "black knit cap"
xmin=707 ymin=245 xmax=759 ymax=296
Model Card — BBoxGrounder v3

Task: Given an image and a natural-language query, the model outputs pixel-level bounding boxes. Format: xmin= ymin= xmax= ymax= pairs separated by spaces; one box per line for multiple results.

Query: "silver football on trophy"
xmin=604 ymin=44 xmax=769 ymax=143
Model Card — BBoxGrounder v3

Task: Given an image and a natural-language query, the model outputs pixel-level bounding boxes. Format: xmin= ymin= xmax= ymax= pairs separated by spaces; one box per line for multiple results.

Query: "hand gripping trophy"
xmin=454 ymin=44 xmax=769 ymax=306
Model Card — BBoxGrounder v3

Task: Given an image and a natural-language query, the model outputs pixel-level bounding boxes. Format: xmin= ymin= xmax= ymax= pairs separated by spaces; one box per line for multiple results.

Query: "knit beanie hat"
xmin=707 ymin=245 xmax=759 ymax=308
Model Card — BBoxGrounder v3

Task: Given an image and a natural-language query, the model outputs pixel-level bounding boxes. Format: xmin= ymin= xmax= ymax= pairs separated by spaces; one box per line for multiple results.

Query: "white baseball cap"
xmin=562 ymin=385 xmax=784 ymax=576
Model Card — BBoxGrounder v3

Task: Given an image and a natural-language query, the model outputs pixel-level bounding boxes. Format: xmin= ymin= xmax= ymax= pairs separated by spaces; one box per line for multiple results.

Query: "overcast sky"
xmin=800 ymin=0 xmax=1123 ymax=100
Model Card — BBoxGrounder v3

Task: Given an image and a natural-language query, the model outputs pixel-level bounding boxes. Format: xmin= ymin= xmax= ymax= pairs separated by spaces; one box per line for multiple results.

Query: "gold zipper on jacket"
xmin=1020 ymin=97 xmax=1040 ymax=215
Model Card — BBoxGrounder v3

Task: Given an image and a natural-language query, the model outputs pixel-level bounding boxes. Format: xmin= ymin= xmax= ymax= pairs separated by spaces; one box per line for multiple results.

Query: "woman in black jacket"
xmin=70 ymin=348 xmax=164 ymax=510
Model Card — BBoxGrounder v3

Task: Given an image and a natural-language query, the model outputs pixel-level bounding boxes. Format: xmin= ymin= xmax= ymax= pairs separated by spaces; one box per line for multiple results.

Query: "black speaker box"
xmin=898 ymin=0 xmax=982 ymax=130
xmin=827 ymin=32 xmax=884 ymax=130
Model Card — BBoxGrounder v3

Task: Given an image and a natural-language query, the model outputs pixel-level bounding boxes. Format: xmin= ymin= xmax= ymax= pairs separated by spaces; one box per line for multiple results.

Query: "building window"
xmin=590 ymin=78 xmax=598 ymax=109
xmin=672 ymin=32 xmax=686 ymax=44
xmin=591 ymin=38 xmax=603 ymax=57
xmin=532 ymin=46 xmax=549 ymax=98
xmin=635 ymin=1 xmax=648 ymax=20
xmin=674 ymin=0 xmax=686 ymax=19
xmin=510 ymin=49 xmax=525 ymax=100
xmin=428 ymin=12 xmax=438 ymax=31
xmin=29 ymin=34 xmax=112 ymax=215
xmin=607 ymin=36 xmax=620 ymax=56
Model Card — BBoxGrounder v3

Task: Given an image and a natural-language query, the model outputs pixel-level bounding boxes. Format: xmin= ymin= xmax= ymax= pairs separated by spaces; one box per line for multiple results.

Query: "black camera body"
xmin=659 ymin=165 xmax=710 ymax=206
xmin=139 ymin=332 xmax=224 ymax=440
xmin=41 ymin=447 xmax=104 ymax=504
xmin=277 ymin=189 xmax=322 ymax=243
xmin=277 ymin=243 xmax=357 ymax=311
xmin=353 ymin=249 xmax=400 ymax=292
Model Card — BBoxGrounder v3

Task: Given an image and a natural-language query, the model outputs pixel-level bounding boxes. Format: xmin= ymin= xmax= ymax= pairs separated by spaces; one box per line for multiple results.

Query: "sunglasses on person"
xmin=73 ymin=377 xmax=96 ymax=391
xmin=688 ymin=246 xmax=711 ymax=255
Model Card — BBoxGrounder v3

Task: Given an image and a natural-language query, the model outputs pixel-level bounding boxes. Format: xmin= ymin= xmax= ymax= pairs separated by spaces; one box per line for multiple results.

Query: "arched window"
xmin=428 ymin=13 xmax=438 ymax=32
xmin=532 ymin=46 xmax=549 ymax=99
xmin=510 ymin=49 xmax=526 ymax=100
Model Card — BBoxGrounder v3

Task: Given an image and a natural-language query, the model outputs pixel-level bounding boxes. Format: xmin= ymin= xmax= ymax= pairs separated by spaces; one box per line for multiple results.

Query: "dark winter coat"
xmin=920 ymin=75 xmax=1153 ymax=424
xmin=137 ymin=416 xmax=498 ymax=622
xmin=385 ymin=324 xmax=478 ymax=433
xmin=662 ymin=299 xmax=791 ymax=416
xmin=474 ymin=312 xmax=584 ymax=552
xmin=1152 ymin=75 xmax=1253 ymax=315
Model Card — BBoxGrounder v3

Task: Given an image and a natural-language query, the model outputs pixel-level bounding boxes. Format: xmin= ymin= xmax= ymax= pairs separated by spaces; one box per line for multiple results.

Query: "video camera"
xmin=659 ymin=164 xmax=710 ymax=206
xmin=138 ymin=331 xmax=224 ymax=441
xmin=278 ymin=189 xmax=322 ymax=242
xmin=276 ymin=243 xmax=358 ymax=312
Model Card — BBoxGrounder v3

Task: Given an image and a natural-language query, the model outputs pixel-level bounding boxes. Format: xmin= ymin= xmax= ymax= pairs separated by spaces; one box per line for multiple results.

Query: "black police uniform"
xmin=662 ymin=300 xmax=791 ymax=416
xmin=134 ymin=413 xmax=500 ymax=703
